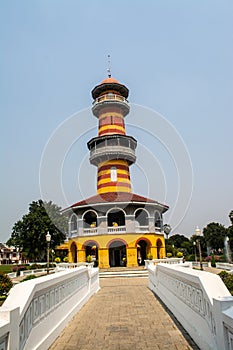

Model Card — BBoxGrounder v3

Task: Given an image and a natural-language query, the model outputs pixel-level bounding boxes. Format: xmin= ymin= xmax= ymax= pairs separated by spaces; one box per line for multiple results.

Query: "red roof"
xmin=66 ymin=192 xmax=168 ymax=210
xmin=101 ymin=77 xmax=119 ymax=84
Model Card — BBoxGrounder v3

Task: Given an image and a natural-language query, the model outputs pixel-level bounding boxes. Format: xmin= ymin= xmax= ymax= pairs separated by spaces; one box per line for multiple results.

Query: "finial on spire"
xmin=107 ymin=54 xmax=111 ymax=78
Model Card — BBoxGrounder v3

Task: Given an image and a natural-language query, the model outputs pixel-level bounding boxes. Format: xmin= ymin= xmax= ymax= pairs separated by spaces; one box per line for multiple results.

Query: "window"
xmin=110 ymin=167 xmax=117 ymax=182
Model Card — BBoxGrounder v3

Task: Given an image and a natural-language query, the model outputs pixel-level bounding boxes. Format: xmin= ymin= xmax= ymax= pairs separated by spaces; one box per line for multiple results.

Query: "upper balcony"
xmin=88 ymin=135 xmax=137 ymax=166
xmin=92 ymin=93 xmax=130 ymax=117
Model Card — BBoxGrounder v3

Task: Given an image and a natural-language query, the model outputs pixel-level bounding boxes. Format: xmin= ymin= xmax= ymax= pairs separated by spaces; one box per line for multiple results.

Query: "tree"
xmin=202 ymin=222 xmax=226 ymax=252
xmin=0 ymin=272 xmax=13 ymax=297
xmin=166 ymin=234 xmax=189 ymax=248
xmin=7 ymin=200 xmax=68 ymax=261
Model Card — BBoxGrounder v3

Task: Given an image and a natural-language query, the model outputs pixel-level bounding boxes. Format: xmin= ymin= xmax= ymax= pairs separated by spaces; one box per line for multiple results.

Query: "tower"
xmin=88 ymin=76 xmax=136 ymax=194
xmin=62 ymin=73 xmax=169 ymax=268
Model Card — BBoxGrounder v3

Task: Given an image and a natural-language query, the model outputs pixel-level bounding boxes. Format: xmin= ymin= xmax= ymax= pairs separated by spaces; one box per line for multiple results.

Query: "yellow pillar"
xmin=126 ymin=247 xmax=138 ymax=267
xmin=98 ymin=248 xmax=110 ymax=268
xmin=68 ymin=249 xmax=73 ymax=263
xmin=150 ymin=246 xmax=157 ymax=259
xmin=77 ymin=249 xmax=86 ymax=263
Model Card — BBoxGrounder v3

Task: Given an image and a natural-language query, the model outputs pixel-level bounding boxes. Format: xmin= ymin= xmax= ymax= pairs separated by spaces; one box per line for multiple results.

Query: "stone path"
xmin=49 ymin=278 xmax=199 ymax=350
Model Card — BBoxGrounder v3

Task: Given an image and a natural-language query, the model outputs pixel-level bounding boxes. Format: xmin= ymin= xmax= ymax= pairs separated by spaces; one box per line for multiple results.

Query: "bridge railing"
xmin=0 ymin=265 xmax=99 ymax=350
xmin=148 ymin=263 xmax=233 ymax=350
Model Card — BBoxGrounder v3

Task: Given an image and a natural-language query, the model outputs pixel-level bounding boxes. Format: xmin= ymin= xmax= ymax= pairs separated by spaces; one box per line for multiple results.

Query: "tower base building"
xmin=62 ymin=75 xmax=169 ymax=268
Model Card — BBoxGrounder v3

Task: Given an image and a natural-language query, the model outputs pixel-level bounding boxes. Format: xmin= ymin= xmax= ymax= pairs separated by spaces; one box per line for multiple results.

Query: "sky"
xmin=1 ymin=0 xmax=233 ymax=242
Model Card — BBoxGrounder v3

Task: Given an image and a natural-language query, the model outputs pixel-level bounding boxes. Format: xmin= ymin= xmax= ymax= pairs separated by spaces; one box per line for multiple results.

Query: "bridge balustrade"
xmin=0 ymin=265 xmax=99 ymax=350
xmin=148 ymin=263 xmax=233 ymax=350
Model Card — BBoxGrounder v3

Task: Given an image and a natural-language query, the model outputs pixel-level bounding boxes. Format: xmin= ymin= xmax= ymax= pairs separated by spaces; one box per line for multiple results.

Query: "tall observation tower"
xmin=62 ymin=73 xmax=169 ymax=268
xmin=88 ymin=76 xmax=136 ymax=194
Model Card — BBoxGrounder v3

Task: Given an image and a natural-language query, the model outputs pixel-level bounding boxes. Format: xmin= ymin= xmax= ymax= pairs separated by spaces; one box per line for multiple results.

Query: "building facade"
xmin=63 ymin=76 xmax=169 ymax=268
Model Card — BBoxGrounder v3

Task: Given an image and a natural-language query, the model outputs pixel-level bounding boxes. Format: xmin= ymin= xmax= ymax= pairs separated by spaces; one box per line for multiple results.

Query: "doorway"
xmin=109 ymin=240 xmax=126 ymax=267
xmin=137 ymin=240 xmax=148 ymax=266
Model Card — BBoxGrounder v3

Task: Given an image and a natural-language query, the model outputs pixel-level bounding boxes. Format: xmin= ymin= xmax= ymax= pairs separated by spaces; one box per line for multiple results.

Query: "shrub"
xmin=147 ymin=253 xmax=153 ymax=260
xmin=205 ymin=256 xmax=211 ymax=262
xmin=21 ymin=275 xmax=37 ymax=282
xmin=0 ymin=272 xmax=13 ymax=297
xmin=63 ymin=257 xmax=69 ymax=263
xmin=211 ymin=254 xmax=216 ymax=267
xmin=54 ymin=257 xmax=61 ymax=263
xmin=177 ymin=252 xmax=183 ymax=258
xmin=29 ymin=263 xmax=41 ymax=270
xmin=218 ymin=271 xmax=233 ymax=295
xmin=166 ymin=253 xmax=172 ymax=258
xmin=12 ymin=265 xmax=27 ymax=276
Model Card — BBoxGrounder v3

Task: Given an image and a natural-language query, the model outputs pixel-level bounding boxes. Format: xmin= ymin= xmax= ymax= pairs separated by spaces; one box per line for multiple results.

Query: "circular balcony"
xmin=92 ymin=93 xmax=130 ymax=117
xmin=88 ymin=135 xmax=137 ymax=166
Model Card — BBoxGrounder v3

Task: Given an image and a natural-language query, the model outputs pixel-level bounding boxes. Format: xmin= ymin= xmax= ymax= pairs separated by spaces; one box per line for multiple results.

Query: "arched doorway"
xmin=70 ymin=242 xmax=77 ymax=263
xmin=137 ymin=239 xmax=150 ymax=266
xmin=83 ymin=210 xmax=97 ymax=228
xmin=157 ymin=239 xmax=162 ymax=259
xmin=135 ymin=209 xmax=149 ymax=227
xmin=107 ymin=208 xmax=125 ymax=227
xmin=155 ymin=211 xmax=162 ymax=231
xmin=84 ymin=240 xmax=99 ymax=266
xmin=108 ymin=240 xmax=126 ymax=267
xmin=70 ymin=214 xmax=77 ymax=232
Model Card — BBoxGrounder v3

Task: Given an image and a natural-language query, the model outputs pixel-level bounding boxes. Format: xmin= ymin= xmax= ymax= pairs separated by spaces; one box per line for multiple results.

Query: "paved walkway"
xmin=49 ymin=278 xmax=199 ymax=350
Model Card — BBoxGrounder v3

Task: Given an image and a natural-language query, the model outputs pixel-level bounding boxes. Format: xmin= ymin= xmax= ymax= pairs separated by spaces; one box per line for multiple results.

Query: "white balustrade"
xmin=0 ymin=265 xmax=99 ymax=350
xmin=108 ymin=226 xmax=126 ymax=233
xmin=148 ymin=262 xmax=233 ymax=350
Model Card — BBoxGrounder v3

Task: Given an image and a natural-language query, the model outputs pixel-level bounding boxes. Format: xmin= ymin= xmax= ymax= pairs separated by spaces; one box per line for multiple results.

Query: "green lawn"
xmin=0 ymin=265 xmax=13 ymax=274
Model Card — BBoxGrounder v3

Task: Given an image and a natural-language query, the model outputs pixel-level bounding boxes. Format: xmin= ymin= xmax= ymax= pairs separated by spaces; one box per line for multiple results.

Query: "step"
xmin=99 ymin=269 xmax=148 ymax=278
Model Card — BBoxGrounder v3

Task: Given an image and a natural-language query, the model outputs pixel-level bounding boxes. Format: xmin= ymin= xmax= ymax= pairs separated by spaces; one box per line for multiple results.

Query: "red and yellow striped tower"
xmin=88 ymin=76 xmax=137 ymax=194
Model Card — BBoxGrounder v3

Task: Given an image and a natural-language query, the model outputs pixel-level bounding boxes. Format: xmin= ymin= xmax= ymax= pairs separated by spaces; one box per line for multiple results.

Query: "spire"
xmin=107 ymin=54 xmax=111 ymax=78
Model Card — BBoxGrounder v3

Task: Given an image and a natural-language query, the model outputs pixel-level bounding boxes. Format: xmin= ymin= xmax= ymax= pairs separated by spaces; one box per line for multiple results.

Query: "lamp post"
xmin=195 ymin=226 xmax=203 ymax=270
xmin=226 ymin=236 xmax=232 ymax=264
xmin=229 ymin=211 xmax=233 ymax=225
xmin=193 ymin=241 xmax=197 ymax=263
xmin=46 ymin=232 xmax=51 ymax=274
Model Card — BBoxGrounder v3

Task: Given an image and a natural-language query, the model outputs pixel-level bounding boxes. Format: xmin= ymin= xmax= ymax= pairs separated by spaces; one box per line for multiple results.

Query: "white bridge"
xmin=1 ymin=261 xmax=233 ymax=350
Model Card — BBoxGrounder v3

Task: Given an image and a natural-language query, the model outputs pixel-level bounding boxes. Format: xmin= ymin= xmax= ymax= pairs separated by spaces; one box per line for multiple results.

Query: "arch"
xmin=135 ymin=237 xmax=152 ymax=247
xmin=108 ymin=239 xmax=127 ymax=267
xmin=154 ymin=211 xmax=162 ymax=229
xmin=135 ymin=208 xmax=149 ymax=226
xmin=82 ymin=240 xmax=100 ymax=249
xmin=107 ymin=238 xmax=128 ymax=248
xmin=70 ymin=242 xmax=77 ymax=263
xmin=70 ymin=214 xmax=78 ymax=231
xmin=156 ymin=238 xmax=163 ymax=259
xmin=82 ymin=240 xmax=99 ymax=267
xmin=83 ymin=210 xmax=98 ymax=228
xmin=107 ymin=207 xmax=126 ymax=227
xmin=136 ymin=237 xmax=152 ymax=266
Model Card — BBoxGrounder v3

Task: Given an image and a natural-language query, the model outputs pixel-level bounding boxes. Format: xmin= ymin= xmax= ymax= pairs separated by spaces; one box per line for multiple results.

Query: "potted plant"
xmin=86 ymin=255 xmax=92 ymax=263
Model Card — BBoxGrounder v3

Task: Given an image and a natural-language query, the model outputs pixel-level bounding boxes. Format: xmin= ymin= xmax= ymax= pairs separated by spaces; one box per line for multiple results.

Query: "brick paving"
xmin=49 ymin=277 xmax=199 ymax=350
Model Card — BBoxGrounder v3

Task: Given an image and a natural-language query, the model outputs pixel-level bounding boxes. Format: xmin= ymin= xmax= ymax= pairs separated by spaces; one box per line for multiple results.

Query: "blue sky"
xmin=1 ymin=0 xmax=233 ymax=242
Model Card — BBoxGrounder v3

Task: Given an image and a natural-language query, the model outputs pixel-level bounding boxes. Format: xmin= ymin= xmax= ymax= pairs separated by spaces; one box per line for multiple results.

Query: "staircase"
xmin=99 ymin=267 xmax=148 ymax=278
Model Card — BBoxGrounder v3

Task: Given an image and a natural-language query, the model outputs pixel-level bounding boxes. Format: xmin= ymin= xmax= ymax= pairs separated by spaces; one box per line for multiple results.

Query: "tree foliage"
xmin=202 ymin=222 xmax=226 ymax=251
xmin=7 ymin=200 xmax=67 ymax=261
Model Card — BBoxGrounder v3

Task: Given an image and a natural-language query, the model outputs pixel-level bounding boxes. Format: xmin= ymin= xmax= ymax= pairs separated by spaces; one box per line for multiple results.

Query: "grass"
xmin=0 ymin=265 xmax=13 ymax=274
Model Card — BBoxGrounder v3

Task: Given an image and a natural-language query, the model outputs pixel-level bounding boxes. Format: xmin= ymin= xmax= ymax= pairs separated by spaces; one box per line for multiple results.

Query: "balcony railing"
xmin=70 ymin=225 xmax=163 ymax=237
xmin=83 ymin=228 xmax=98 ymax=235
xmin=92 ymin=93 xmax=129 ymax=105
xmin=92 ymin=93 xmax=130 ymax=116
xmin=135 ymin=225 xmax=149 ymax=232
xmin=108 ymin=226 xmax=126 ymax=233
